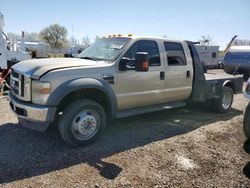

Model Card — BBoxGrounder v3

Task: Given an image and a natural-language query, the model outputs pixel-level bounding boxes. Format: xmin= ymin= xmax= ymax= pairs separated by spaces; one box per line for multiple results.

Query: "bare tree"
xmin=199 ymin=35 xmax=215 ymax=45
xmin=39 ymin=24 xmax=68 ymax=48
xmin=7 ymin=32 xmax=40 ymax=42
xmin=162 ymin=34 xmax=168 ymax=38
xmin=25 ymin=32 xmax=40 ymax=41
xmin=7 ymin=32 xmax=19 ymax=42
xmin=233 ymin=39 xmax=250 ymax=46
xmin=95 ymin=35 xmax=101 ymax=41
xmin=82 ymin=35 xmax=90 ymax=46
xmin=69 ymin=36 xmax=78 ymax=46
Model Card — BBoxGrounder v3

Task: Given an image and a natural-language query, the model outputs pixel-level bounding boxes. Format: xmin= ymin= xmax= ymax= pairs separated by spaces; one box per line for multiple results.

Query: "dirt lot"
xmin=0 ymin=90 xmax=250 ymax=187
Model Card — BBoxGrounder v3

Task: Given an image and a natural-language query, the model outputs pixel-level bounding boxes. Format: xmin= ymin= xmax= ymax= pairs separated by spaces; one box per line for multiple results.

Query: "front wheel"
xmin=58 ymin=99 xmax=107 ymax=146
xmin=212 ymin=86 xmax=233 ymax=113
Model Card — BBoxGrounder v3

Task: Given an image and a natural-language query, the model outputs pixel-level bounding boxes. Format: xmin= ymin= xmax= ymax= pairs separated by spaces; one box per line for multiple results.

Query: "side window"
xmin=124 ymin=40 xmax=161 ymax=66
xmin=212 ymin=52 xmax=217 ymax=58
xmin=164 ymin=42 xmax=187 ymax=66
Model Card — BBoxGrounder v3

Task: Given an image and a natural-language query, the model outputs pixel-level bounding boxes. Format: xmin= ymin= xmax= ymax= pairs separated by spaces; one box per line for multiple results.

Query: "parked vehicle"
xmin=8 ymin=35 xmax=243 ymax=146
xmin=243 ymin=79 xmax=250 ymax=138
xmin=223 ymin=46 xmax=250 ymax=80
xmin=64 ymin=45 xmax=86 ymax=58
xmin=0 ymin=12 xmax=31 ymax=91
xmin=17 ymin=41 xmax=49 ymax=58
xmin=218 ymin=35 xmax=238 ymax=69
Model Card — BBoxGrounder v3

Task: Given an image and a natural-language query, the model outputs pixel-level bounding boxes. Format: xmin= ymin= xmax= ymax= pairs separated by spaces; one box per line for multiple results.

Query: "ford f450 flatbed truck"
xmin=8 ymin=36 xmax=243 ymax=146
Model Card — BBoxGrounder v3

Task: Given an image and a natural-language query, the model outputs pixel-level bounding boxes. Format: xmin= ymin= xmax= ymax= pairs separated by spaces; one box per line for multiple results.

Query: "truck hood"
xmin=12 ymin=58 xmax=109 ymax=79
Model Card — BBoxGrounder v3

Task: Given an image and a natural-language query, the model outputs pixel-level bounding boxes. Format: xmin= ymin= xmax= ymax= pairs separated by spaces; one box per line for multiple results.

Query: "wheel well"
xmin=57 ymin=88 xmax=112 ymax=118
xmin=224 ymin=81 xmax=235 ymax=93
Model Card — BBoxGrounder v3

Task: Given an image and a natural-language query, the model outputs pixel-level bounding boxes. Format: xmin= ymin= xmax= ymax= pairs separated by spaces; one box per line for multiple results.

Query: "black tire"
xmin=211 ymin=86 xmax=233 ymax=113
xmin=58 ymin=99 xmax=106 ymax=146
xmin=243 ymin=74 xmax=250 ymax=81
xmin=243 ymin=102 xmax=250 ymax=139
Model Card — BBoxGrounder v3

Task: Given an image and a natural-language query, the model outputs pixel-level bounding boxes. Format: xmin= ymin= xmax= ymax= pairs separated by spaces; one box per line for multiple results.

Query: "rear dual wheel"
xmin=212 ymin=86 xmax=233 ymax=113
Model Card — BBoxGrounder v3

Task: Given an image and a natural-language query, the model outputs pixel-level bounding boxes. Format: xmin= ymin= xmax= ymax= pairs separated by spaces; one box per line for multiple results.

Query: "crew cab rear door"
xmin=161 ymin=41 xmax=193 ymax=102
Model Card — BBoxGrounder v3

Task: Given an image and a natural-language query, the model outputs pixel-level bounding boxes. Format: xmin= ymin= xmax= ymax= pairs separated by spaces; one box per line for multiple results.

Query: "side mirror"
xmin=119 ymin=57 xmax=135 ymax=71
xmin=135 ymin=52 xmax=149 ymax=72
xmin=119 ymin=58 xmax=129 ymax=71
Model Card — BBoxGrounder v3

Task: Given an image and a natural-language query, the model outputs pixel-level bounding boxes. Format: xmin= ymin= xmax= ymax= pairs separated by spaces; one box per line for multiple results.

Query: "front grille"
xmin=11 ymin=71 xmax=19 ymax=78
xmin=10 ymin=70 xmax=31 ymax=101
xmin=10 ymin=71 xmax=22 ymax=96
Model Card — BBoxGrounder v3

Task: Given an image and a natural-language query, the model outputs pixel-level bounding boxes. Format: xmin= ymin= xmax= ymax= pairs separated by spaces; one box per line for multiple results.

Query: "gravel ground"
xmin=0 ymin=90 xmax=250 ymax=187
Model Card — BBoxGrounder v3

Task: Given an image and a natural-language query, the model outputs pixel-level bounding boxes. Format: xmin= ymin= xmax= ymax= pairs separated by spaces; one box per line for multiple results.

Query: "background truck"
xmin=223 ymin=46 xmax=250 ymax=80
xmin=0 ymin=12 xmax=31 ymax=70
xmin=0 ymin=12 xmax=31 ymax=91
xmin=8 ymin=36 xmax=243 ymax=146
xmin=64 ymin=45 xmax=87 ymax=58
xmin=16 ymin=41 xmax=49 ymax=58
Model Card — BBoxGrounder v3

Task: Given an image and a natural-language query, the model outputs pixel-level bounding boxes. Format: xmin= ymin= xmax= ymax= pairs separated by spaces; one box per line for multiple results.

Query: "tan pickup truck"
xmin=8 ymin=36 xmax=243 ymax=146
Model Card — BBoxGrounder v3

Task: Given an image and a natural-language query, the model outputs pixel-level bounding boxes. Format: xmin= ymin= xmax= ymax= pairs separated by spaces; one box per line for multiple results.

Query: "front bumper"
xmin=8 ymin=92 xmax=57 ymax=132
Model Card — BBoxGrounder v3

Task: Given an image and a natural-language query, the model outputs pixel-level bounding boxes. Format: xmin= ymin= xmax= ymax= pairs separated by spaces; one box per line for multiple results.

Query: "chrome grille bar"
xmin=10 ymin=70 xmax=31 ymax=101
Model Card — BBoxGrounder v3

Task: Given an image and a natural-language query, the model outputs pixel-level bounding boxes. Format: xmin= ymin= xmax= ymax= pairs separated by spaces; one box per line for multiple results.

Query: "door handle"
xmin=160 ymin=71 xmax=165 ymax=80
xmin=186 ymin=70 xmax=190 ymax=78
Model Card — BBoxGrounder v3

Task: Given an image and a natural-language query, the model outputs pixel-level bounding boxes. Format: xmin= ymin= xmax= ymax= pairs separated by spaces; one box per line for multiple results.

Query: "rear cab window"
xmin=164 ymin=42 xmax=187 ymax=66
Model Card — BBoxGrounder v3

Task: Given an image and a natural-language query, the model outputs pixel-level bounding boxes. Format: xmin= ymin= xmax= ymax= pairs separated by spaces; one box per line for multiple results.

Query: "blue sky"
xmin=1 ymin=0 xmax=250 ymax=49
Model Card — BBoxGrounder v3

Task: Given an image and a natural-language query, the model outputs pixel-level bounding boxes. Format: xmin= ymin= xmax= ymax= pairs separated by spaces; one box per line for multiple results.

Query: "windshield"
xmin=78 ymin=38 xmax=131 ymax=61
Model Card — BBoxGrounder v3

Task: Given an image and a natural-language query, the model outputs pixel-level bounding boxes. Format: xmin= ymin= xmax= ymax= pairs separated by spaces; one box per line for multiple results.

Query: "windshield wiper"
xmin=79 ymin=56 xmax=97 ymax=61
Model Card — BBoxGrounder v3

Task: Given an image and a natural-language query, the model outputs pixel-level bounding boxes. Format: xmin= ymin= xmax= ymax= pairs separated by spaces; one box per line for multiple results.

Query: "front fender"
xmin=47 ymin=78 xmax=117 ymax=117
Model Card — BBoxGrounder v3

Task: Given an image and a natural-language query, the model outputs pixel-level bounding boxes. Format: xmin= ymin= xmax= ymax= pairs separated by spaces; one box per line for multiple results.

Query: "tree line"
xmin=8 ymin=25 xmax=250 ymax=49
xmin=7 ymin=24 xmax=100 ymax=49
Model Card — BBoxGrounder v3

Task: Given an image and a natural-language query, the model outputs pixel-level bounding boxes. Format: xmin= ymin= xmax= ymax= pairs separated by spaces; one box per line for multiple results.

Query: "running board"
xmin=116 ymin=101 xmax=187 ymax=118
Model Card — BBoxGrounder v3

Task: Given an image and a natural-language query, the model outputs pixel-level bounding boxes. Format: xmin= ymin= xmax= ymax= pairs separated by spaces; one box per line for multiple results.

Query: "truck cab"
xmin=114 ymin=37 xmax=193 ymax=110
xmin=8 ymin=36 xmax=243 ymax=146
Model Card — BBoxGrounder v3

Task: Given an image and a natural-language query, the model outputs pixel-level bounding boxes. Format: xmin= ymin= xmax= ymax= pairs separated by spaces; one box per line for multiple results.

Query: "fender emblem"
xmin=102 ymin=74 xmax=114 ymax=84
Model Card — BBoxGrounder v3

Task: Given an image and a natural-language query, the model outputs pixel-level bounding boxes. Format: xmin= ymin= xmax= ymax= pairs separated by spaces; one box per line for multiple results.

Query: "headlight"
xmin=32 ymin=81 xmax=51 ymax=104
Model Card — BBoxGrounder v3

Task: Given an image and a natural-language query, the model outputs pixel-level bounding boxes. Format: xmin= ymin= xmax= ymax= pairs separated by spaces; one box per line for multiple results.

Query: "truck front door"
xmin=115 ymin=40 xmax=166 ymax=110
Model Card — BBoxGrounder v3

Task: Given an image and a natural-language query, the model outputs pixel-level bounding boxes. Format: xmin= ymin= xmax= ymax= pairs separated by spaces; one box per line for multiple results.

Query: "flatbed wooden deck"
xmin=205 ymin=70 xmax=243 ymax=81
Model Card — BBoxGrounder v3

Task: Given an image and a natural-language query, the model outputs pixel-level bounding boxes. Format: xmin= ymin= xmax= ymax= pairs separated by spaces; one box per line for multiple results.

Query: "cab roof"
xmin=106 ymin=35 xmax=185 ymax=43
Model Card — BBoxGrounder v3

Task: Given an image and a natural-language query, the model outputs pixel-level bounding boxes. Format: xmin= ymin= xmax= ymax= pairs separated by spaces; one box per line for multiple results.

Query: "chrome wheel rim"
xmin=222 ymin=91 xmax=232 ymax=110
xmin=71 ymin=109 xmax=100 ymax=140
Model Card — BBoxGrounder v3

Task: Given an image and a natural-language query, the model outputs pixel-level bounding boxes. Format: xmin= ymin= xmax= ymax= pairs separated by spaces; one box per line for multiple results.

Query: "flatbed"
xmin=204 ymin=71 xmax=243 ymax=80
xmin=205 ymin=70 xmax=243 ymax=81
